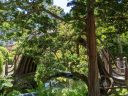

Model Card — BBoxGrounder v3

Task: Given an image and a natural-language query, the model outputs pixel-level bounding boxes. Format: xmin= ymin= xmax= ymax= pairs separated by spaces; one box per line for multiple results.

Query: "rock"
xmin=19 ymin=92 xmax=38 ymax=96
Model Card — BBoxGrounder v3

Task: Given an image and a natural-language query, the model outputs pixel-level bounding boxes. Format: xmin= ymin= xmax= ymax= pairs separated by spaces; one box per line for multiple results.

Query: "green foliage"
xmin=0 ymin=0 xmax=128 ymax=95
xmin=35 ymin=64 xmax=46 ymax=84
xmin=0 ymin=46 xmax=9 ymax=58
xmin=0 ymin=76 xmax=13 ymax=95
xmin=7 ymin=90 xmax=21 ymax=96
xmin=0 ymin=77 xmax=13 ymax=89
xmin=0 ymin=46 xmax=8 ymax=75
xmin=34 ymin=80 xmax=88 ymax=96
xmin=0 ymin=52 xmax=4 ymax=75
xmin=0 ymin=46 xmax=13 ymax=75
xmin=111 ymin=88 xmax=128 ymax=96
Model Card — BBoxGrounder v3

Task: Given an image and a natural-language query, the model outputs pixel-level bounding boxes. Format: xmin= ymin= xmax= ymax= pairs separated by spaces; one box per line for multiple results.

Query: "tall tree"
xmin=86 ymin=0 xmax=100 ymax=95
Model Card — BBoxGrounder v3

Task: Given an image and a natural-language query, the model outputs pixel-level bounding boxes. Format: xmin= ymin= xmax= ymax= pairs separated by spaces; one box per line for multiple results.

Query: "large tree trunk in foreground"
xmin=86 ymin=0 xmax=100 ymax=96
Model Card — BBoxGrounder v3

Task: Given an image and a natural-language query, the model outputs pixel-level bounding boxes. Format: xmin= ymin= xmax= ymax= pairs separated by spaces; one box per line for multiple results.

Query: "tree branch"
xmin=43 ymin=72 xmax=88 ymax=86
xmin=77 ymin=37 xmax=87 ymax=48
xmin=42 ymin=7 xmax=65 ymax=21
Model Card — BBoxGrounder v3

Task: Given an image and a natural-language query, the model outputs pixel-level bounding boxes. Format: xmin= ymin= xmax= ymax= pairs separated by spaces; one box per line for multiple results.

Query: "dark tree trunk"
xmin=86 ymin=0 xmax=100 ymax=95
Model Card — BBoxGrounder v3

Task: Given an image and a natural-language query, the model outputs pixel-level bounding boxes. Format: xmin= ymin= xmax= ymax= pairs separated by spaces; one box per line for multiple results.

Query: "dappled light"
xmin=0 ymin=0 xmax=128 ymax=96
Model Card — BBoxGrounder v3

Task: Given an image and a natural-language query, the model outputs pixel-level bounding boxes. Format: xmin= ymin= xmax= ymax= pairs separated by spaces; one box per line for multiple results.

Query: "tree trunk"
xmin=86 ymin=0 xmax=100 ymax=96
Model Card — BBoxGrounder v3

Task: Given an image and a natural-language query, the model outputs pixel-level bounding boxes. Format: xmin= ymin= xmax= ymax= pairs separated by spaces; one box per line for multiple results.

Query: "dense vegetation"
xmin=0 ymin=0 xmax=128 ymax=96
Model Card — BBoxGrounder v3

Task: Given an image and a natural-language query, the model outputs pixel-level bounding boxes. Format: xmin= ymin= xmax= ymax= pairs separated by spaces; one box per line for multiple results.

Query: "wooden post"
xmin=124 ymin=57 xmax=128 ymax=86
xmin=86 ymin=0 xmax=100 ymax=95
xmin=125 ymin=68 xmax=128 ymax=86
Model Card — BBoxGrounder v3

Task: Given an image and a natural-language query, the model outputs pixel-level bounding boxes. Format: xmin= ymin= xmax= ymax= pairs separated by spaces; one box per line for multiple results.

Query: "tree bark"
xmin=86 ymin=0 xmax=100 ymax=95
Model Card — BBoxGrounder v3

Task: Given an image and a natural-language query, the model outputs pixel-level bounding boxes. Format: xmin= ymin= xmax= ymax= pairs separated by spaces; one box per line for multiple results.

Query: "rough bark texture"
xmin=86 ymin=0 xmax=100 ymax=95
